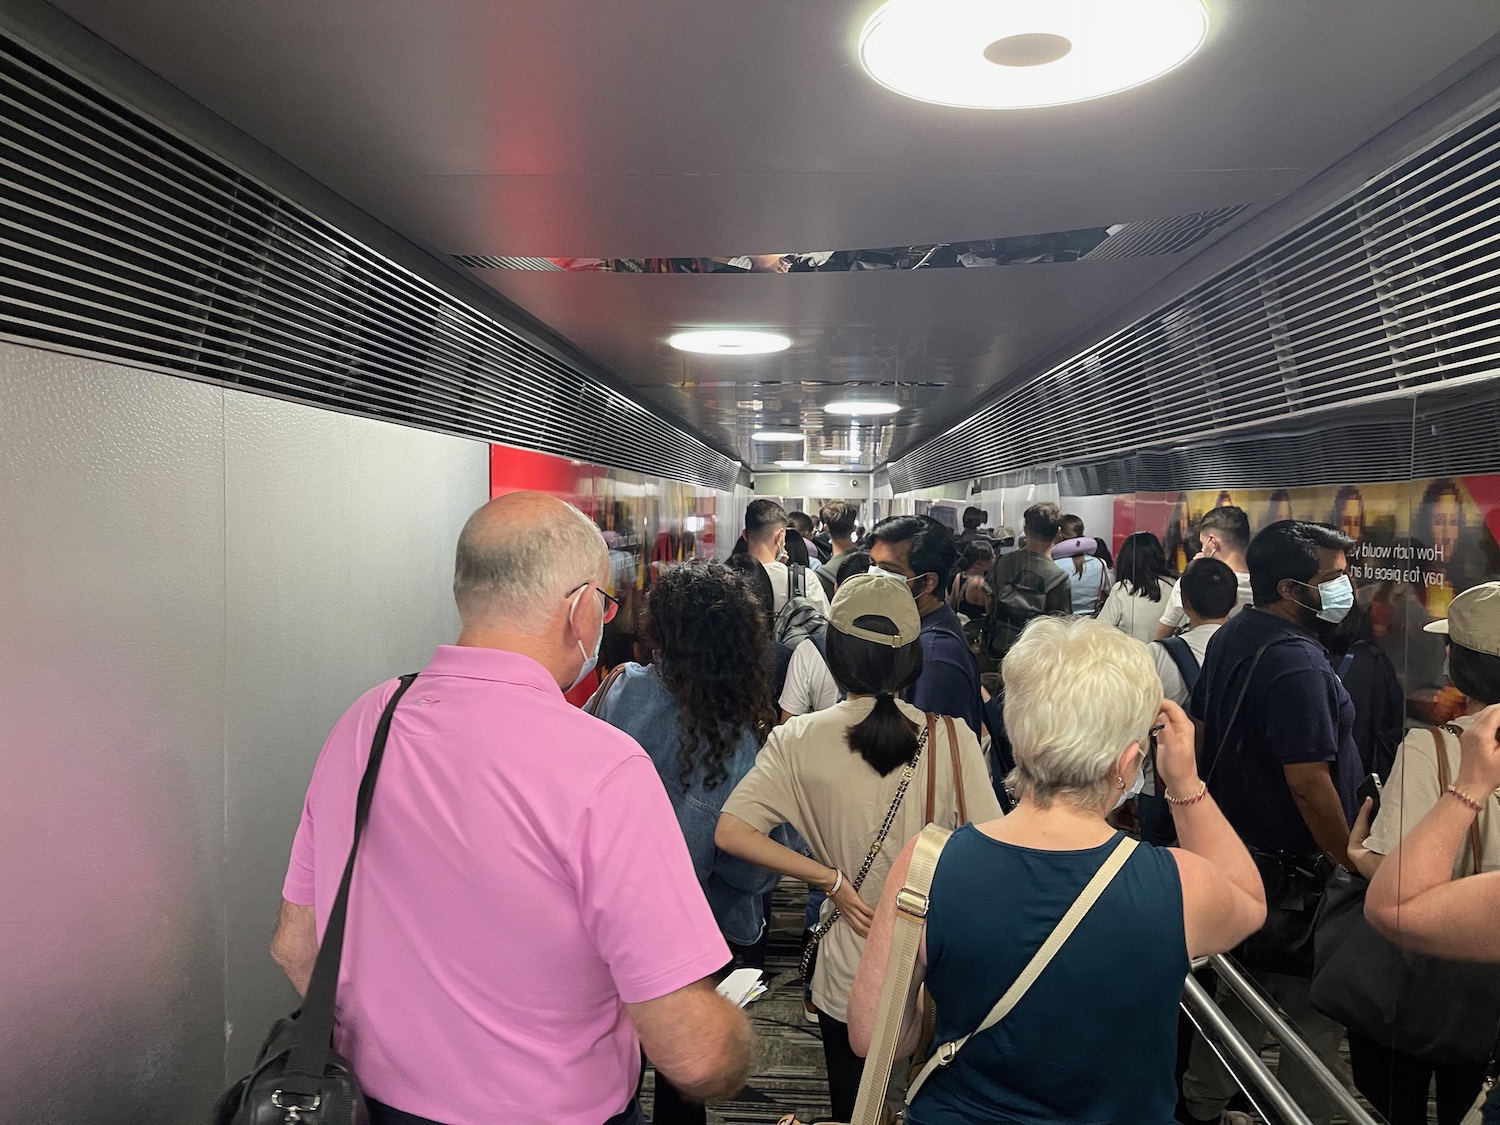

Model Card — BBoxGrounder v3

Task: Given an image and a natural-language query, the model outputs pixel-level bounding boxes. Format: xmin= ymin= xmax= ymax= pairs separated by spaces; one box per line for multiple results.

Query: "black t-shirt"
xmin=1190 ymin=608 xmax=1361 ymax=856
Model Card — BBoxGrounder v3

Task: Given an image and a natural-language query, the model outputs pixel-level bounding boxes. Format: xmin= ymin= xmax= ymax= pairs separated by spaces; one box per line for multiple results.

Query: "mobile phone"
xmin=1357 ymin=773 xmax=1383 ymax=818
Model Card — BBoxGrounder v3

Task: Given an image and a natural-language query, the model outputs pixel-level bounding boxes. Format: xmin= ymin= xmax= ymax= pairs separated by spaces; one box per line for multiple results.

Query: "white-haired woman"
xmin=849 ymin=617 xmax=1267 ymax=1125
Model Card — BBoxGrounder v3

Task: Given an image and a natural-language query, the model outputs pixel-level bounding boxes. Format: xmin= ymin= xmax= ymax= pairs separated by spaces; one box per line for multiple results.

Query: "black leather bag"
xmin=1237 ymin=849 xmax=1325 ymax=978
xmin=1309 ymin=729 xmax=1500 ymax=1064
xmin=215 ymin=673 xmax=418 ymax=1125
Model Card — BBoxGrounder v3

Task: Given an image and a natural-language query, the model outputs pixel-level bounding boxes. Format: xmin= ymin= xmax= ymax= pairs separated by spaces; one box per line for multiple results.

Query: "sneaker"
xmin=803 ymin=996 xmax=819 ymax=1024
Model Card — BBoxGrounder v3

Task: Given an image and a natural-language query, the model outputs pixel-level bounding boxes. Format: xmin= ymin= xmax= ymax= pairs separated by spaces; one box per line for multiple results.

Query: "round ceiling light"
xmin=858 ymin=0 xmax=1208 ymax=110
xmin=751 ymin=431 xmax=805 ymax=442
xmin=668 ymin=329 xmax=791 ymax=354
xmin=825 ymin=400 xmax=901 ymax=416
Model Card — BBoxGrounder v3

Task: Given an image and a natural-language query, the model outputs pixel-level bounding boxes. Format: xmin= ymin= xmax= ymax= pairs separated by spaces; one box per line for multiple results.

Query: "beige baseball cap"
xmin=1424 ymin=581 xmax=1500 ymax=658
xmin=827 ymin=571 xmax=923 ymax=648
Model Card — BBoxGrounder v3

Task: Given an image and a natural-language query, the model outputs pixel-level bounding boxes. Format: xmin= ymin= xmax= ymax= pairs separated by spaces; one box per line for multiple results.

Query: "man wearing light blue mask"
xmin=1180 ymin=519 xmax=1364 ymax=1125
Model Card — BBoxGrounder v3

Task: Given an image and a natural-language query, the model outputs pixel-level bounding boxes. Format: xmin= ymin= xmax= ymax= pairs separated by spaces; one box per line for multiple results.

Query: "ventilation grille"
xmin=1083 ymin=206 xmax=1248 ymax=261
xmin=0 ymin=35 xmax=739 ymax=491
xmin=891 ymin=99 xmax=1500 ymax=493
xmin=451 ymin=255 xmax=563 ymax=271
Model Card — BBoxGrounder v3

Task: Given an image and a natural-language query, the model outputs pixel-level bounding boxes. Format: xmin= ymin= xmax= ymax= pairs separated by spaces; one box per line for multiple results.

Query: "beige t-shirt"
xmin=1365 ymin=717 xmax=1500 ymax=878
xmin=723 ymin=696 xmax=1002 ymax=1021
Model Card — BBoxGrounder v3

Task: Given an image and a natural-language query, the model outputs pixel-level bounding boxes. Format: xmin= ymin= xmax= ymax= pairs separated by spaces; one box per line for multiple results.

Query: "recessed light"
xmin=668 ymin=329 xmax=791 ymax=354
xmin=858 ymin=0 xmax=1208 ymax=110
xmin=825 ymin=400 xmax=901 ymax=416
xmin=820 ymin=448 xmax=862 ymax=458
xmin=775 ymin=459 xmax=809 ymax=469
xmin=752 ymin=431 xmax=805 ymax=442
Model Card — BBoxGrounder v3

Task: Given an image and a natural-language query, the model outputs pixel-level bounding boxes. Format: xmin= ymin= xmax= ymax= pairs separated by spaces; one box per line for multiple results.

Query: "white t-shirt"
xmin=1158 ymin=570 xmax=1253 ymax=632
xmin=1099 ymin=579 xmax=1175 ymax=645
xmin=779 ymin=638 xmax=841 ymax=717
xmin=1149 ymin=623 xmax=1221 ymax=707
xmin=763 ymin=560 xmax=832 ymax=618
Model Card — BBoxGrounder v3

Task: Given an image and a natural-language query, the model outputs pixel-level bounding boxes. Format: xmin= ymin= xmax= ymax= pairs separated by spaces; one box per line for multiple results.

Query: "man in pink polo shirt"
xmin=270 ymin=492 xmax=752 ymax=1125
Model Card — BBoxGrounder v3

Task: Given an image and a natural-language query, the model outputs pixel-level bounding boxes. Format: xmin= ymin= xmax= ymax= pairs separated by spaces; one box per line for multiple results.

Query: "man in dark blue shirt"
xmin=867 ymin=515 xmax=986 ymax=740
xmin=1182 ymin=519 xmax=1361 ymax=1125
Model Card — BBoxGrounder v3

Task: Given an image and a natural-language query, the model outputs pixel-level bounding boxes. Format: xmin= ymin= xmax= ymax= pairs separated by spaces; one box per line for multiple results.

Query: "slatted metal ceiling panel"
xmin=889 ymin=100 xmax=1500 ymax=495
xmin=0 ymin=34 xmax=741 ymax=491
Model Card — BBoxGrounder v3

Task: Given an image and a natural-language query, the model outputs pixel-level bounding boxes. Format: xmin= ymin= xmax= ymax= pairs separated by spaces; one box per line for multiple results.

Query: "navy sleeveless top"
xmin=906 ymin=825 xmax=1189 ymax=1125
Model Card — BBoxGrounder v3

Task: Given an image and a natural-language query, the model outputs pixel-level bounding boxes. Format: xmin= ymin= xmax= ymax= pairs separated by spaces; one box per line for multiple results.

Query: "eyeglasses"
xmin=566 ymin=582 xmax=620 ymax=624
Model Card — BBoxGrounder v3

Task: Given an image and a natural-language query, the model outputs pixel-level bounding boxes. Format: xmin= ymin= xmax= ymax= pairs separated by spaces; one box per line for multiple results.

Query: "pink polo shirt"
xmin=283 ymin=645 xmax=729 ymax=1124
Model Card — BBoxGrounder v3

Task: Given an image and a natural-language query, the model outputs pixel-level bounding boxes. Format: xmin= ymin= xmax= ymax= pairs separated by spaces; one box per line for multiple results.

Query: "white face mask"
xmin=1114 ymin=767 xmax=1147 ymax=810
xmin=567 ymin=589 xmax=606 ymax=692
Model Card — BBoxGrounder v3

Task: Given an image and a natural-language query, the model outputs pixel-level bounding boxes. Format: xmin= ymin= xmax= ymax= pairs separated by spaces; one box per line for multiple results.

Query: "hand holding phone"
xmin=1356 ymin=773 xmax=1383 ymax=819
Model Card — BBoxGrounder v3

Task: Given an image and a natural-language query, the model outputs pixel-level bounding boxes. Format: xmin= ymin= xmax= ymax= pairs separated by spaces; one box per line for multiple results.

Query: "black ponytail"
xmin=824 ymin=616 xmax=925 ymax=777
xmin=845 ymin=691 xmax=921 ymax=776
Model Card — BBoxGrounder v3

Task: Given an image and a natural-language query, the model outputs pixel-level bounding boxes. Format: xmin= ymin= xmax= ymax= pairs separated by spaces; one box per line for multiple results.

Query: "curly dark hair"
xmin=640 ymin=562 xmax=777 ymax=790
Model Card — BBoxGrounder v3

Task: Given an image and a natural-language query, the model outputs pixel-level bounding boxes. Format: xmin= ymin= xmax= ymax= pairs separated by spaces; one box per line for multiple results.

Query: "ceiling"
xmin=46 ymin=0 xmax=1500 ymax=471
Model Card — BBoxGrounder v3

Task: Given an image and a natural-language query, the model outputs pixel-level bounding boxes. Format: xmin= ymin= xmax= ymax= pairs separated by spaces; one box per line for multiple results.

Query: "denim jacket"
xmin=588 ymin=663 xmax=777 ymax=946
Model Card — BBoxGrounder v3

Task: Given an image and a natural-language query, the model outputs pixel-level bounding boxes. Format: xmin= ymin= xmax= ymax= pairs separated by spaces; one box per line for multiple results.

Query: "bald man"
xmin=271 ymin=493 xmax=752 ymax=1125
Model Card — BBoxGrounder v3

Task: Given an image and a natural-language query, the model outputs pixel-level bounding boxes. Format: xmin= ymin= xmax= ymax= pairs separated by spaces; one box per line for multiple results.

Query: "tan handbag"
xmin=779 ymin=828 xmax=1137 ymax=1125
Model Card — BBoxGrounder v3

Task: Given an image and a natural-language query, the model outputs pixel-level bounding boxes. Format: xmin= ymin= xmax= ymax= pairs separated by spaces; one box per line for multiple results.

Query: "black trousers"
xmin=816 ymin=1008 xmax=866 ymax=1122
xmin=1347 ymin=1031 xmax=1488 ymax=1125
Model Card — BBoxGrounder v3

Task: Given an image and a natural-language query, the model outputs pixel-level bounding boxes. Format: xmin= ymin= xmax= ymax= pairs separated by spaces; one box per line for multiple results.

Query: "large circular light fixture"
xmin=668 ymin=329 xmax=791 ymax=354
xmin=858 ymin=0 xmax=1208 ymax=110
xmin=825 ymin=400 xmax=901 ymax=416
xmin=751 ymin=430 xmax=805 ymax=442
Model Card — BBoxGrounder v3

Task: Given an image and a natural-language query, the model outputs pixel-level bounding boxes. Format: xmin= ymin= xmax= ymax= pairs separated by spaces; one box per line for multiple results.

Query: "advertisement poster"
xmin=1117 ymin=476 xmax=1500 ymax=720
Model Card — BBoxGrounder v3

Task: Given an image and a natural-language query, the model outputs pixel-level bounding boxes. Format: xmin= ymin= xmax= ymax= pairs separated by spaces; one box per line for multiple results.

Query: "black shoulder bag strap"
xmin=1202 ymin=637 xmax=1280 ymax=786
xmin=285 ymin=673 xmax=419 ymax=1076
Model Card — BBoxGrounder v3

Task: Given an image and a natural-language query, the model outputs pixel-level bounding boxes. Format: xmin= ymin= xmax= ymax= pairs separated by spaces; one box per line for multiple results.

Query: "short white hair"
xmin=453 ymin=497 xmax=607 ymax=634
xmin=1002 ymin=616 xmax=1162 ymax=808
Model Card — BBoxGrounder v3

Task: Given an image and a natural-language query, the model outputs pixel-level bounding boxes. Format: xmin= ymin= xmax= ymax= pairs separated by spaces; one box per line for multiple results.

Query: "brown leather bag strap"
xmin=584 ymin=664 xmax=627 ymax=717
xmin=1431 ymin=726 xmax=1484 ymax=873
xmin=925 ymin=712 xmax=938 ymax=825
xmin=945 ymin=715 xmax=969 ymax=825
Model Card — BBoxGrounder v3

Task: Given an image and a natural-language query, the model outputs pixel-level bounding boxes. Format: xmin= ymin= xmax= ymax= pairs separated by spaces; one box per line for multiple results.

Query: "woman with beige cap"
xmin=716 ymin=571 xmax=1000 ymax=1121
xmin=1344 ymin=581 xmax=1500 ymax=1124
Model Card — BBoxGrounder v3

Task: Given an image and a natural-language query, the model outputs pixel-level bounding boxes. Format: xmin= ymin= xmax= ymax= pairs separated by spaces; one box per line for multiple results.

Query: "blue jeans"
xmin=1484 ymin=1083 xmax=1500 ymax=1125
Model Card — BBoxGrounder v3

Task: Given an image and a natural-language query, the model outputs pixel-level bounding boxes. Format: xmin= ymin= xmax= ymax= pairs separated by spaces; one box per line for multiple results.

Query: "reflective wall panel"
xmin=0 ymin=343 xmax=228 ymax=1120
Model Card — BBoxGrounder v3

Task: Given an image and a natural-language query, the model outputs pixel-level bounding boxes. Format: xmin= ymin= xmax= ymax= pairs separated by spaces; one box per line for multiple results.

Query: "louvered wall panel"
xmin=0 ymin=33 xmax=741 ymax=491
xmin=891 ymin=99 xmax=1500 ymax=493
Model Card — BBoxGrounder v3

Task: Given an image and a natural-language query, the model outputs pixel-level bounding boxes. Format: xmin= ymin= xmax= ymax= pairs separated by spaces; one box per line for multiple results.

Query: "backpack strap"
xmin=1158 ymin=635 xmax=1202 ymax=696
xmin=905 ymin=835 xmax=1139 ymax=1106
xmin=848 ymin=825 xmax=955 ymax=1125
xmin=1335 ymin=651 xmax=1356 ymax=682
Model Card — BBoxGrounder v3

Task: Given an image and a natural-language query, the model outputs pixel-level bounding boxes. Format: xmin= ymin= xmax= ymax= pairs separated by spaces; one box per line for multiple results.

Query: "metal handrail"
xmin=1206 ymin=955 xmax=1383 ymax=1125
xmin=1181 ymin=975 xmax=1316 ymax=1125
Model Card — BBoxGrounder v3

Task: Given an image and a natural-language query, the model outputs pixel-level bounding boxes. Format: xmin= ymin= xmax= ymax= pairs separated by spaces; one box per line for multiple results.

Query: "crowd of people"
xmin=266 ymin=489 xmax=1500 ymax=1125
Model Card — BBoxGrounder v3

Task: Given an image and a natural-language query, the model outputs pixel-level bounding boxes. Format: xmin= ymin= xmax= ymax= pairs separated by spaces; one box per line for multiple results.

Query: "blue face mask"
xmin=1300 ymin=574 xmax=1355 ymax=624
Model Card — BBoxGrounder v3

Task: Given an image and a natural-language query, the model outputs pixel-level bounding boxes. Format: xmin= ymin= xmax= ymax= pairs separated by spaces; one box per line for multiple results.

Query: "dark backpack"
xmin=1157 ymin=635 xmax=1202 ymax=695
xmin=774 ymin=563 xmax=828 ymax=649
xmin=983 ymin=554 xmax=1070 ymax=660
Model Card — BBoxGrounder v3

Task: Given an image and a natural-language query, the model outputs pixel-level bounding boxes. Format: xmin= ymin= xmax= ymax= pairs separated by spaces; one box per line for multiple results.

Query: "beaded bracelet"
xmin=1448 ymin=785 xmax=1485 ymax=814
xmin=1166 ymin=781 xmax=1209 ymax=807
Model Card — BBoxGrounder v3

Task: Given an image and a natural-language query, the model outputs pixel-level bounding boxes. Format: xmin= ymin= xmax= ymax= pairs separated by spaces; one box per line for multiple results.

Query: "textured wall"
xmin=0 ymin=343 xmax=488 ymax=1119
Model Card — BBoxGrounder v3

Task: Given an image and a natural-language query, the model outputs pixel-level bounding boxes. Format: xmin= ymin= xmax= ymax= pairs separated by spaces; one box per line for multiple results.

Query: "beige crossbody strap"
xmin=848 ymin=825 xmax=955 ymax=1125
xmin=905 ymin=835 xmax=1139 ymax=1105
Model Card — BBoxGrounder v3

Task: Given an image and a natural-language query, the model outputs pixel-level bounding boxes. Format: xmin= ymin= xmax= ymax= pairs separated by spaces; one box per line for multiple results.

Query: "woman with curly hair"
xmin=587 ymin=561 xmax=781 ymax=1124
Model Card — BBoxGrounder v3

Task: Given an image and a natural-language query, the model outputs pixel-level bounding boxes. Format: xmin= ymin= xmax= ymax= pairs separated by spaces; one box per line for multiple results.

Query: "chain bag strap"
xmin=801 ymin=721 xmax=930 ymax=980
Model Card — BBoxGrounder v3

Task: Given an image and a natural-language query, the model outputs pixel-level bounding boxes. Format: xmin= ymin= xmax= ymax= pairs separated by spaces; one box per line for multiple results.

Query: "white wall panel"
xmin=222 ymin=396 xmax=487 ymax=1074
xmin=0 ymin=344 xmax=227 ymax=1119
xmin=0 ymin=341 xmax=489 ymax=1116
